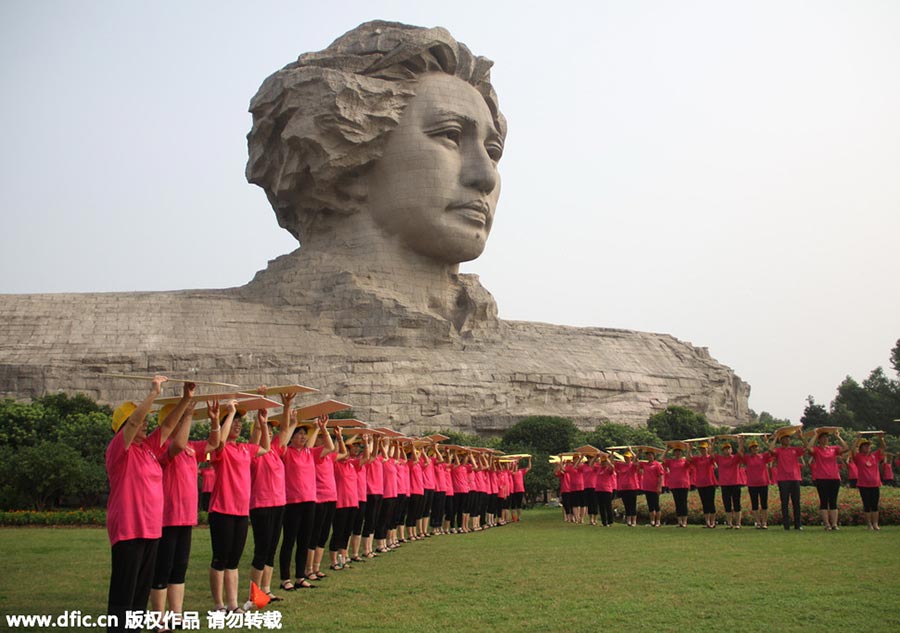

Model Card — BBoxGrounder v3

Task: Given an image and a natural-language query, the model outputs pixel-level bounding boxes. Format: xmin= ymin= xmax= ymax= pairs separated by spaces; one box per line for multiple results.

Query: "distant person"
xmin=689 ymin=441 xmax=718 ymax=528
xmin=805 ymin=429 xmax=848 ymax=531
xmin=850 ymin=435 xmax=887 ymax=531
xmin=769 ymin=431 xmax=805 ymax=530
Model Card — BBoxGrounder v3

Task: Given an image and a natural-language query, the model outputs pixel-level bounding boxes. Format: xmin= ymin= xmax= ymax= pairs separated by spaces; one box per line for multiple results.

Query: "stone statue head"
xmin=246 ymin=21 xmax=507 ymax=265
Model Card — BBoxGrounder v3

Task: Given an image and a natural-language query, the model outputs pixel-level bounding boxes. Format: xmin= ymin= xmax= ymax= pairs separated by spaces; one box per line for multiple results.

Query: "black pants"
xmin=697 ymin=486 xmax=716 ymax=514
xmin=586 ymin=489 xmax=599 ymax=516
xmin=597 ymin=491 xmax=614 ymax=525
xmin=108 ymin=537 xmax=159 ymax=633
xmin=330 ymin=506 xmax=355 ymax=552
xmin=152 ymin=525 xmax=192 ymax=588
xmin=815 ymin=479 xmax=840 ymax=510
xmin=454 ymin=492 xmax=470 ymax=528
xmin=748 ymin=486 xmax=768 ymax=511
xmin=208 ymin=512 xmax=248 ymax=570
xmin=311 ymin=501 xmax=336 ymax=550
xmin=858 ymin=486 xmax=880 ymax=512
xmin=430 ymin=492 xmax=446 ymax=527
xmin=671 ymin=488 xmax=689 ymax=516
xmin=619 ymin=490 xmax=638 ymax=517
xmin=560 ymin=492 xmax=573 ymax=515
xmin=405 ymin=494 xmax=424 ymax=527
xmin=394 ymin=495 xmax=409 ymax=528
xmin=721 ymin=485 xmax=742 ymax=513
xmin=375 ymin=497 xmax=396 ymax=540
xmin=279 ymin=501 xmax=316 ymax=581
xmin=644 ymin=491 xmax=660 ymax=513
xmin=250 ymin=505 xmax=284 ymax=570
xmin=422 ymin=489 xmax=434 ymax=518
xmin=363 ymin=494 xmax=382 ymax=537
xmin=351 ymin=501 xmax=366 ymax=536
xmin=443 ymin=494 xmax=456 ymax=525
xmin=778 ymin=480 xmax=802 ymax=529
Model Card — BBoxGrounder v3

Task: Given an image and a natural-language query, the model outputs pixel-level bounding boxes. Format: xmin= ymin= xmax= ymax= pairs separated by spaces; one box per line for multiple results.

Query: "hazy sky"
xmin=2 ymin=1 xmax=898 ymax=422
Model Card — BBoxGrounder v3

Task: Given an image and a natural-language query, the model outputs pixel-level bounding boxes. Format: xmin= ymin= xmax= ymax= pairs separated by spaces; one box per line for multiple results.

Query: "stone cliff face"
xmin=0 ymin=262 xmax=750 ymax=434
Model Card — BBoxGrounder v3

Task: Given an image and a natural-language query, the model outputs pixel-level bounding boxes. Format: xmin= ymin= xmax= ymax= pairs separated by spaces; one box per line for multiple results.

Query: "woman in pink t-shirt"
xmin=613 ymin=450 xmax=641 ymax=527
xmin=105 ymin=376 xmax=177 ymax=631
xmin=208 ymin=401 xmax=269 ymax=613
xmin=593 ymin=456 xmax=616 ymax=527
xmin=308 ymin=417 xmax=337 ymax=580
xmin=851 ymin=435 xmax=886 ymax=530
xmin=278 ymin=415 xmax=322 ymax=591
xmin=806 ymin=429 xmax=848 ymax=531
xmin=714 ymin=439 xmax=745 ymax=529
xmin=689 ymin=441 xmax=718 ymax=528
xmin=881 ymin=453 xmax=895 ymax=487
xmin=554 ymin=458 xmax=573 ymax=522
xmin=638 ymin=449 xmax=665 ymax=528
xmin=200 ymin=463 xmax=216 ymax=512
xmin=512 ymin=456 xmax=531 ymax=523
xmin=768 ymin=432 xmax=806 ymax=531
xmin=329 ymin=428 xmax=370 ymax=570
xmin=246 ymin=395 xmax=299 ymax=605
xmin=662 ymin=445 xmax=691 ymax=528
xmin=375 ymin=438 xmax=397 ymax=553
xmin=741 ymin=440 xmax=774 ymax=529
xmin=150 ymin=393 xmax=220 ymax=627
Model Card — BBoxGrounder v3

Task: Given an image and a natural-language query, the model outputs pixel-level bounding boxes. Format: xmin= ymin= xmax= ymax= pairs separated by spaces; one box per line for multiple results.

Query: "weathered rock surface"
xmin=0 ymin=264 xmax=750 ymax=434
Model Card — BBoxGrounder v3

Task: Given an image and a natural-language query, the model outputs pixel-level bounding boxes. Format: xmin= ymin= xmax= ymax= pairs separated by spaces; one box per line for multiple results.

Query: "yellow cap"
xmin=698 ymin=441 xmax=709 ymax=448
xmin=157 ymin=403 xmax=176 ymax=427
xmin=747 ymin=441 xmax=759 ymax=448
xmin=623 ymin=450 xmax=634 ymax=458
xmin=112 ymin=401 xmax=137 ymax=432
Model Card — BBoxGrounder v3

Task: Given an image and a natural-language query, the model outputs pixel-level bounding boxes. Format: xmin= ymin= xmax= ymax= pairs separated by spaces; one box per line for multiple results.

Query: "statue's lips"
xmin=448 ymin=201 xmax=490 ymax=226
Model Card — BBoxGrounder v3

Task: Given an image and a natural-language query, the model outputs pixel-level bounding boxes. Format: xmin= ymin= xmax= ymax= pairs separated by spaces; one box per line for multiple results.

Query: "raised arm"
xmin=276 ymin=393 xmax=299 ymax=448
xmin=167 ymin=401 xmax=196 ymax=458
xmin=334 ymin=427 xmax=348 ymax=461
xmin=834 ymin=430 xmax=849 ymax=452
xmin=122 ymin=375 xmax=167 ymax=450
xmin=255 ymin=408 xmax=271 ymax=456
xmin=159 ymin=381 xmax=196 ymax=444
xmin=216 ymin=401 xmax=238 ymax=452
xmin=316 ymin=416 xmax=335 ymax=456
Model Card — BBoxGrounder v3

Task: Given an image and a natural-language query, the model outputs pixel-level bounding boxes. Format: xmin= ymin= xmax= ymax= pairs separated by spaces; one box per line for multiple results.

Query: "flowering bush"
xmin=617 ymin=486 xmax=900 ymax=525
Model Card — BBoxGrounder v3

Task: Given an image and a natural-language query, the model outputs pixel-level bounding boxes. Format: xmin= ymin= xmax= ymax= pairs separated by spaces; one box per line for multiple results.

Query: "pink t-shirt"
xmin=593 ymin=463 xmax=615 ymax=493
xmin=159 ymin=439 xmax=206 ymax=527
xmin=106 ymin=428 xmax=165 ymax=546
xmin=743 ymin=453 xmax=774 ymax=487
xmin=451 ymin=464 xmax=472 ymax=494
xmin=408 ymin=460 xmax=425 ymax=495
xmin=356 ymin=460 xmax=367 ymax=501
xmin=566 ymin=464 xmax=585 ymax=492
xmin=579 ymin=464 xmax=597 ymax=490
xmin=283 ymin=446 xmax=317 ymax=504
xmin=422 ymin=457 xmax=435 ymax=490
xmin=396 ymin=460 xmax=410 ymax=496
xmin=366 ymin=456 xmax=384 ymax=496
xmin=663 ymin=458 xmax=691 ymax=489
xmin=773 ymin=446 xmax=804 ymax=482
xmin=847 ymin=459 xmax=859 ymax=480
xmin=383 ymin=459 xmax=398 ymax=499
xmin=810 ymin=445 xmax=843 ymax=481
xmin=614 ymin=462 xmax=640 ymax=491
xmin=334 ymin=459 xmax=361 ymax=509
xmin=714 ymin=454 xmax=744 ymax=486
xmin=250 ymin=439 xmax=286 ymax=510
xmin=200 ymin=466 xmax=216 ymax=493
xmin=440 ymin=464 xmax=453 ymax=496
xmin=881 ymin=461 xmax=894 ymax=481
xmin=640 ymin=460 xmax=665 ymax=492
xmin=210 ymin=441 xmax=260 ymax=516
xmin=690 ymin=455 xmax=718 ymax=487
xmin=513 ymin=468 xmax=528 ymax=493
xmin=555 ymin=468 xmax=571 ymax=494
xmin=312 ymin=446 xmax=338 ymax=503
xmin=853 ymin=450 xmax=883 ymax=488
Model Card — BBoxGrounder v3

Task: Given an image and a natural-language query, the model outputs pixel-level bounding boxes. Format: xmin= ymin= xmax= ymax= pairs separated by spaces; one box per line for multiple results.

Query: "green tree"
xmin=501 ymin=416 xmax=578 ymax=455
xmin=579 ymin=423 xmax=662 ymax=449
xmin=800 ymin=396 xmax=830 ymax=429
xmin=11 ymin=441 xmax=86 ymax=510
xmin=646 ymin=406 xmax=712 ymax=441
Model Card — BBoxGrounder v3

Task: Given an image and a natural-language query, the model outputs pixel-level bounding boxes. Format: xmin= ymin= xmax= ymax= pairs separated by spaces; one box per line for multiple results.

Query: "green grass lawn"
xmin=2 ymin=509 xmax=899 ymax=632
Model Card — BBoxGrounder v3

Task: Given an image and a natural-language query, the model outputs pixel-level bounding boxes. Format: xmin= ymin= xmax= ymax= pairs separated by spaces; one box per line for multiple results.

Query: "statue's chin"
xmin=409 ymin=233 xmax=488 ymax=266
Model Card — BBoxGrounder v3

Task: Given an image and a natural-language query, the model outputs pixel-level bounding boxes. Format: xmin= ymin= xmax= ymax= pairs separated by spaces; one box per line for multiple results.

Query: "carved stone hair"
xmin=246 ymin=20 xmax=507 ymax=244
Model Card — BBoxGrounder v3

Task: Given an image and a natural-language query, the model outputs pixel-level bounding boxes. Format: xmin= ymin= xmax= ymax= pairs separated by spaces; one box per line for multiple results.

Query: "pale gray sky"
xmin=2 ymin=0 xmax=898 ymax=422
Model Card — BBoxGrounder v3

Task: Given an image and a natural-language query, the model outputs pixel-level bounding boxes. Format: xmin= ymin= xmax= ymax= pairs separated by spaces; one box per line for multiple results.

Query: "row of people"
xmin=554 ymin=429 xmax=890 ymax=531
xmin=105 ymin=378 xmax=530 ymax=632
